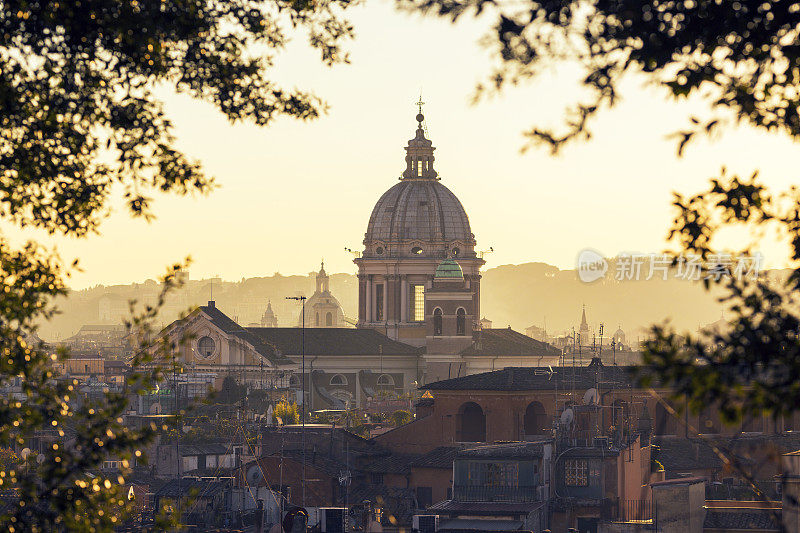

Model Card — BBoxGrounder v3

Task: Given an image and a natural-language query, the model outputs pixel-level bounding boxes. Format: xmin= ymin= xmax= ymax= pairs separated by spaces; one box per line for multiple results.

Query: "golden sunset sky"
xmin=9 ymin=1 xmax=799 ymax=289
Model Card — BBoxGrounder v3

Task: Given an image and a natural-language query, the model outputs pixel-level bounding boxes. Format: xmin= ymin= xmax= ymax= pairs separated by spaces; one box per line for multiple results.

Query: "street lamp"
xmin=286 ymin=295 xmax=307 ymax=506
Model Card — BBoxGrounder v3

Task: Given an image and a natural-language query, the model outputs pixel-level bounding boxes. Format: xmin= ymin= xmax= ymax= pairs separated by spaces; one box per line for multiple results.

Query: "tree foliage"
xmin=409 ymin=0 xmax=800 ymax=501
xmin=0 ymin=0 xmax=356 ymax=531
xmin=638 ymin=170 xmax=800 ymax=425
xmin=402 ymin=0 xmax=800 ymax=154
xmin=0 ymin=0 xmax=354 ymax=225
xmin=390 ymin=409 xmax=413 ymax=427
xmin=274 ymin=398 xmax=300 ymax=425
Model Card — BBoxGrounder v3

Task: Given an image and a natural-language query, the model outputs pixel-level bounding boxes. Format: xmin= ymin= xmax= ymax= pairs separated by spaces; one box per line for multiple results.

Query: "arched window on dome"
xmin=456 ymin=308 xmax=466 ymax=336
xmin=433 ymin=308 xmax=443 ymax=336
xmin=330 ymin=374 xmax=347 ymax=386
xmin=326 ymin=312 xmax=333 ymax=326
xmin=315 ymin=312 xmax=319 ymax=326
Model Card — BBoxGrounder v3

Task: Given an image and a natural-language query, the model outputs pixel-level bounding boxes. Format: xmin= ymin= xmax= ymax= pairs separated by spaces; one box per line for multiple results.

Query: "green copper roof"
xmin=434 ymin=259 xmax=464 ymax=279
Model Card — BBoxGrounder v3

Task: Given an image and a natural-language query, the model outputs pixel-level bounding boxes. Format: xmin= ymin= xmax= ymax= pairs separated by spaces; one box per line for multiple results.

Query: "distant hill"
xmin=37 ymin=262 xmax=736 ymax=342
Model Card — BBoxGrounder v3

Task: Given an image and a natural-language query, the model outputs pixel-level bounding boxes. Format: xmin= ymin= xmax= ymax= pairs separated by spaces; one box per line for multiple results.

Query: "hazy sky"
xmin=9 ymin=1 xmax=800 ymax=289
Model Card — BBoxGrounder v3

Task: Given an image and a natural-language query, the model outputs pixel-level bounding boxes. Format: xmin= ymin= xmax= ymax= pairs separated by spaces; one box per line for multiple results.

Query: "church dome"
xmin=363 ymin=110 xmax=475 ymax=258
xmin=365 ymin=181 xmax=473 ymax=244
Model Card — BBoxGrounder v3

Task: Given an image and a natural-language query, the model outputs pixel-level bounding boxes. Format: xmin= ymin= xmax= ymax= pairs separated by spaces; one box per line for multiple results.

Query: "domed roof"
xmin=434 ymin=259 xmax=464 ymax=279
xmin=365 ymin=180 xmax=473 ymax=244
xmin=364 ymin=110 xmax=474 ymax=248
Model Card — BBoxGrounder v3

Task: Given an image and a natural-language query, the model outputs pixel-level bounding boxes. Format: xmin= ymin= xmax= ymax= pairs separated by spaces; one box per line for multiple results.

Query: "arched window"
xmin=524 ymin=401 xmax=547 ymax=436
xmin=326 ymin=312 xmax=333 ymax=326
xmin=377 ymin=374 xmax=394 ymax=387
xmin=458 ymin=402 xmax=486 ymax=442
xmin=329 ymin=374 xmax=347 ymax=386
xmin=456 ymin=308 xmax=466 ymax=336
xmin=289 ymin=375 xmax=300 ymax=388
xmin=315 ymin=312 xmax=320 ymax=326
xmin=433 ymin=308 xmax=443 ymax=336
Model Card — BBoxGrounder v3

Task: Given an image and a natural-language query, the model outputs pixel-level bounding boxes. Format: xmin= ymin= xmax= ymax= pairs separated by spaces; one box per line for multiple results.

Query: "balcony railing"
xmin=600 ymin=498 xmax=653 ymax=521
xmin=453 ymin=485 xmax=540 ymax=502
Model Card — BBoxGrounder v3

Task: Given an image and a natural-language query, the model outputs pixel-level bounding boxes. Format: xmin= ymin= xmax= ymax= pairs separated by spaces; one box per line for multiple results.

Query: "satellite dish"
xmin=583 ymin=388 xmax=599 ymax=405
xmin=560 ymin=408 xmax=574 ymax=426
xmin=246 ymin=464 xmax=263 ymax=485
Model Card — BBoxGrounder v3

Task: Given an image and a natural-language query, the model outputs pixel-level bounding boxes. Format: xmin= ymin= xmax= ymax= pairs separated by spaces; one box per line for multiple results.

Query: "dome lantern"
xmin=402 ymin=101 xmax=437 ymax=180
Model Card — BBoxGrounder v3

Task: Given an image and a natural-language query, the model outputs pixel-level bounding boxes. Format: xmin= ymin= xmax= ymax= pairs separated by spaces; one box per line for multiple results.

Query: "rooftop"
xmin=424 ymin=358 xmax=633 ymax=391
xmin=246 ymin=327 xmax=421 ymax=356
xmin=460 ymin=328 xmax=563 ymax=358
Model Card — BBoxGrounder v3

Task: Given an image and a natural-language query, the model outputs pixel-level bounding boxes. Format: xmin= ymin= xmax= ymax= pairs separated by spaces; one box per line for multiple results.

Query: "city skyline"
xmin=5 ymin=1 xmax=799 ymax=290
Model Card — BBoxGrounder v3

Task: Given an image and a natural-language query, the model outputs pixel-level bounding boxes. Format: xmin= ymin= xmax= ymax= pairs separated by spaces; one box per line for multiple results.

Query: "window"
xmin=371 ymin=473 xmax=384 ymax=485
xmin=416 ymin=486 xmax=433 ymax=508
xmin=375 ymin=284 xmax=384 ymax=322
xmin=456 ymin=308 xmax=466 ymax=336
xmin=330 ymin=374 xmax=347 ymax=386
xmin=315 ymin=312 xmax=320 ymax=326
xmin=377 ymin=374 xmax=394 ymax=387
xmin=466 ymin=462 xmax=518 ymax=487
xmin=488 ymin=462 xmax=519 ymax=487
xmin=417 ymin=158 xmax=424 ymax=177
xmin=412 ymin=285 xmax=425 ymax=321
xmin=198 ymin=336 xmax=215 ymax=358
xmin=565 ymin=459 xmax=589 ymax=486
xmin=411 ymin=246 xmax=423 ymax=255
xmin=326 ymin=312 xmax=333 ymax=326
xmin=433 ymin=308 xmax=443 ymax=335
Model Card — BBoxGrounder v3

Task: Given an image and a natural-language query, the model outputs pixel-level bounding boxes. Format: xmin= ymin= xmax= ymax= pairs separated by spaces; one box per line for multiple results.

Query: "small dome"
xmin=434 ymin=259 xmax=464 ymax=279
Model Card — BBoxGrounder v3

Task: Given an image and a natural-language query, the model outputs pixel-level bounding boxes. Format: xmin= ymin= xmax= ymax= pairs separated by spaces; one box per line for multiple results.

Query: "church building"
xmin=355 ymin=109 xmax=483 ymax=348
xmin=153 ymin=106 xmax=562 ymax=407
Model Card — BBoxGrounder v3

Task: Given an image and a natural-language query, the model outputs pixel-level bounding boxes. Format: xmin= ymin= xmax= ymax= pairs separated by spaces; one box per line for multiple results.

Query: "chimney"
xmin=208 ymin=300 xmax=215 ymax=309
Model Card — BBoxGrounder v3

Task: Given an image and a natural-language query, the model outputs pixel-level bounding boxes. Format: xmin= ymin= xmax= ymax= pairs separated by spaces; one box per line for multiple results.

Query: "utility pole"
xmin=286 ymin=295 xmax=307 ymax=506
xmin=173 ymin=349 xmax=180 ymax=517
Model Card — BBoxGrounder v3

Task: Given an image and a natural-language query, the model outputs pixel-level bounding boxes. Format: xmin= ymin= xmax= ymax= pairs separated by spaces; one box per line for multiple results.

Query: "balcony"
xmin=600 ymin=498 xmax=653 ymax=521
xmin=452 ymin=485 xmax=540 ymax=503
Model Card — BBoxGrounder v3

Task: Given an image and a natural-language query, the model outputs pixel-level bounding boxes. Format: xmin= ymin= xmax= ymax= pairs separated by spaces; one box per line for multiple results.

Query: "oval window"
xmin=411 ymin=246 xmax=423 ymax=255
xmin=452 ymin=247 xmax=460 ymax=257
xmin=198 ymin=336 xmax=215 ymax=358
xmin=376 ymin=247 xmax=384 ymax=255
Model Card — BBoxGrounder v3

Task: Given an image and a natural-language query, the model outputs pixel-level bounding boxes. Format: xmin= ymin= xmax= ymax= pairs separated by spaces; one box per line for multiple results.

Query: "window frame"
xmin=564 ymin=458 xmax=589 ymax=487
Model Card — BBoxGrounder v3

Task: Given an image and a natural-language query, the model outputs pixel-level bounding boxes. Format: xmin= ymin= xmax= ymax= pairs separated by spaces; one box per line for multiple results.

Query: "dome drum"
xmin=362 ymin=239 xmax=475 ymax=260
